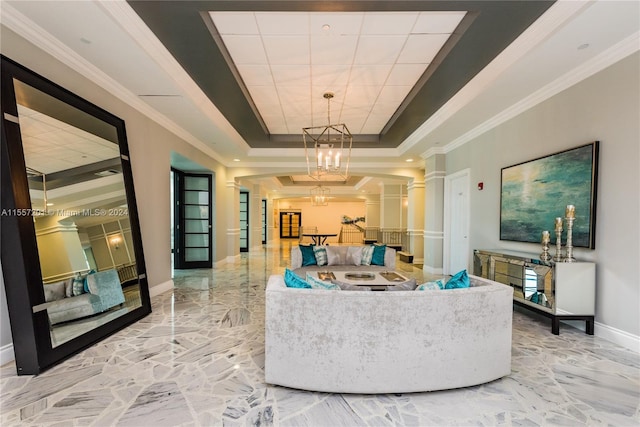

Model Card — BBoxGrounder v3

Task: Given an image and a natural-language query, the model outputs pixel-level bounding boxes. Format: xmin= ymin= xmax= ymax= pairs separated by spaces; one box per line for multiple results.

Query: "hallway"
xmin=1 ymin=242 xmax=638 ymax=426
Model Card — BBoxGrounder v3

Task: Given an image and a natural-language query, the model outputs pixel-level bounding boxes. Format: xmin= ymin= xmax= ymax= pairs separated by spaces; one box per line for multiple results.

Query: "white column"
xmin=423 ymin=154 xmax=446 ymax=274
xmin=226 ymin=180 xmax=241 ymax=262
xmin=250 ymin=184 xmax=263 ymax=250
xmin=407 ymin=178 xmax=425 ymax=263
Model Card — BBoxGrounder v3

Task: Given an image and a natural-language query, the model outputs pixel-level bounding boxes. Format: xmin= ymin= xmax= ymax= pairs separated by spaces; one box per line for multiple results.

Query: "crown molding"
xmin=1 ymin=3 xmax=228 ymax=166
xmin=444 ymin=30 xmax=640 ymax=154
xmin=400 ymin=0 xmax=590 ymax=152
xmin=98 ymin=1 xmax=250 ymax=154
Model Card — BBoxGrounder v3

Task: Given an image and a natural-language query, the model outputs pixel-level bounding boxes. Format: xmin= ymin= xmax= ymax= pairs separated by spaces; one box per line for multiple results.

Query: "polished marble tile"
xmin=1 ymin=241 xmax=638 ymax=426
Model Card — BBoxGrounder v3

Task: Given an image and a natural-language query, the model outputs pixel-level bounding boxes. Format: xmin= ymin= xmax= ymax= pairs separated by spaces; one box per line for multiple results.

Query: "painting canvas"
xmin=500 ymin=142 xmax=599 ymax=248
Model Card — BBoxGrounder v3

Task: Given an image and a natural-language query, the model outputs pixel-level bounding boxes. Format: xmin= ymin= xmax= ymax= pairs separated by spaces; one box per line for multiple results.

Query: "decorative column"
xmin=406 ymin=178 xmax=425 ymax=264
xmin=250 ymin=184 xmax=263 ymax=251
xmin=423 ymin=153 xmax=446 ymax=274
xmin=226 ymin=180 xmax=241 ymax=262
xmin=380 ymin=183 xmax=403 ymax=229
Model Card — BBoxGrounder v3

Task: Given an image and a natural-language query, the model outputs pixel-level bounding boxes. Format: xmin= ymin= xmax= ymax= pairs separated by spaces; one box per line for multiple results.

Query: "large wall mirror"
xmin=1 ymin=56 xmax=151 ymax=374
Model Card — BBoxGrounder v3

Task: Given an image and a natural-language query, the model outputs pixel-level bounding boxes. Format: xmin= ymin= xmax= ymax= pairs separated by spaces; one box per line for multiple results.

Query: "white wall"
xmin=446 ymin=52 xmax=639 ymax=339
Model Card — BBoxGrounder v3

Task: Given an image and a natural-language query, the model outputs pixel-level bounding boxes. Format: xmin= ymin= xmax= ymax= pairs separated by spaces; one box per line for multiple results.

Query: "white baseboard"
xmin=595 ymin=321 xmax=640 ymax=353
xmin=149 ymin=279 xmax=174 ymax=298
xmin=226 ymin=254 xmax=241 ymax=263
xmin=0 ymin=343 xmax=15 ymax=366
xmin=423 ymin=265 xmax=443 ymax=275
xmin=412 ymin=257 xmax=424 ymax=265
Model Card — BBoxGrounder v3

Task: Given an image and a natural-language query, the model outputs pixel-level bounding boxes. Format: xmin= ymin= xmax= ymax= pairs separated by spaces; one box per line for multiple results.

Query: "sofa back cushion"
xmin=346 ymin=246 xmax=363 ymax=266
xmin=44 ymin=280 xmax=68 ymax=302
xmin=326 ymin=246 xmax=348 ymax=265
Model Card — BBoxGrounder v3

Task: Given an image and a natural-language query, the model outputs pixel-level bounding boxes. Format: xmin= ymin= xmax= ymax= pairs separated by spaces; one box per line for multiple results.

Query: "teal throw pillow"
xmin=313 ymin=246 xmax=328 ymax=266
xmin=371 ymin=244 xmax=387 ymax=266
xmin=360 ymin=245 xmax=374 ymax=266
xmin=299 ymin=244 xmax=317 ymax=266
xmin=445 ymin=269 xmax=470 ymax=289
xmin=83 ymin=269 xmax=96 ymax=293
xmin=306 ymin=273 xmax=340 ymax=290
xmin=284 ymin=268 xmax=311 ymax=289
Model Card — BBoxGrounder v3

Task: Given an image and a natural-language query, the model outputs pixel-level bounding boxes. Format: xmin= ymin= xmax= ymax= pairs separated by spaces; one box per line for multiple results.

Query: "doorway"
xmin=173 ymin=169 xmax=213 ymax=268
xmin=240 ymin=191 xmax=249 ymax=252
xmin=280 ymin=211 xmax=301 ymax=239
xmin=444 ymin=169 xmax=470 ymax=275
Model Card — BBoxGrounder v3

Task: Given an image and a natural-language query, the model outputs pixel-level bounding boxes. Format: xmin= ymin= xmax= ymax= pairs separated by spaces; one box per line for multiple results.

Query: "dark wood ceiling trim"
xmin=127 ymin=1 xmax=554 ymax=148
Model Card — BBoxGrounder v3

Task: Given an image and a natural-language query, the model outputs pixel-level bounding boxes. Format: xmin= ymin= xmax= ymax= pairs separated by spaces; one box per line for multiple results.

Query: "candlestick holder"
xmin=540 ymin=240 xmax=551 ymax=262
xmin=553 ymin=228 xmax=563 ymax=262
xmin=564 ymin=217 xmax=576 ymax=262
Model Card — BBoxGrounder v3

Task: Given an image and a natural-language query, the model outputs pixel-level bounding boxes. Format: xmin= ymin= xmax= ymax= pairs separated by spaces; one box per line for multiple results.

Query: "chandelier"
xmin=310 ymin=185 xmax=330 ymax=206
xmin=303 ymin=92 xmax=352 ymax=181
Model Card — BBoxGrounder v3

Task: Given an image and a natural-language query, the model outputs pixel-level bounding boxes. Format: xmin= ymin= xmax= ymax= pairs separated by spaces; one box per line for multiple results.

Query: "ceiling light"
xmin=406 ymin=158 xmax=414 ymax=162
xmin=322 ymin=24 xmax=331 ymax=31
xmin=303 ymin=92 xmax=352 ymax=182
xmin=233 ymin=158 xmax=240 ymax=162
xmin=310 ymin=185 xmax=330 ymax=206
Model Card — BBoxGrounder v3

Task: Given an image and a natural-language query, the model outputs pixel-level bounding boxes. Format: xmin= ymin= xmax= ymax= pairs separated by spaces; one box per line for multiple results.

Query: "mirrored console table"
xmin=474 ymin=249 xmax=595 ymax=335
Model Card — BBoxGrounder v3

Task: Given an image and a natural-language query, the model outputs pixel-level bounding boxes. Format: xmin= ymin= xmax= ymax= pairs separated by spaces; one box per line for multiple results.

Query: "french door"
xmin=280 ymin=211 xmax=301 ymax=239
xmin=239 ymin=191 xmax=249 ymax=252
xmin=261 ymin=199 xmax=267 ymax=244
xmin=173 ymin=170 xmax=212 ymax=268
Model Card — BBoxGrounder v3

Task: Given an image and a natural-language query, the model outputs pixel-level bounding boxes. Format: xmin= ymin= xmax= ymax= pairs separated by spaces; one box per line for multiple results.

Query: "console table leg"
xmin=552 ymin=317 xmax=560 ymax=335
xmin=586 ymin=317 xmax=595 ymax=335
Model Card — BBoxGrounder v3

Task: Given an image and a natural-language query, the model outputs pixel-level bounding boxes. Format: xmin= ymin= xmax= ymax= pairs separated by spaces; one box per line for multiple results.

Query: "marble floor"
xmin=1 ymin=241 xmax=639 ymax=426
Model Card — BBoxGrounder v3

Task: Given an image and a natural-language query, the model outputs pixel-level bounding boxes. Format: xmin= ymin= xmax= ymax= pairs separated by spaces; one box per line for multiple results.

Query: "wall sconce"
xmin=109 ymin=236 xmax=121 ymax=250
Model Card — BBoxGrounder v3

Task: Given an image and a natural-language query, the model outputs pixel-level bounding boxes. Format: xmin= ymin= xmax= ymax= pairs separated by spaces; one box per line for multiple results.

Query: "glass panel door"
xmin=280 ymin=212 xmax=301 ymax=238
xmin=174 ymin=171 xmax=212 ymax=268
xmin=261 ymin=199 xmax=267 ymax=244
xmin=240 ymin=191 xmax=249 ymax=252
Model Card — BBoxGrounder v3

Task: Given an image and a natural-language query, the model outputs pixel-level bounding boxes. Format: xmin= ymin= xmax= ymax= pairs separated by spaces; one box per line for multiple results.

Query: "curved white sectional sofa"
xmin=265 ymin=274 xmax=513 ymax=394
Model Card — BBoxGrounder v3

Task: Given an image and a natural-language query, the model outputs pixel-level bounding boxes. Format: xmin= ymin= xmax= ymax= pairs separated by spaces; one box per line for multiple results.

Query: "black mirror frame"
xmin=0 ymin=55 xmax=151 ymax=375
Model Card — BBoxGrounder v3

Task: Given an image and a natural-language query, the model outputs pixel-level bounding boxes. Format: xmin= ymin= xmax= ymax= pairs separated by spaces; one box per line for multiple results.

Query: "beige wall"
xmin=274 ymin=199 xmax=366 ymax=244
xmin=444 ymin=52 xmax=640 ymax=337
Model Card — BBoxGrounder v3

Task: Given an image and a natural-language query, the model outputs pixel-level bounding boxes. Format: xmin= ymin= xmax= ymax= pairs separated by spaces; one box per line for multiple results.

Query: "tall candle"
xmin=541 ymin=230 xmax=550 ymax=243
xmin=566 ymin=204 xmax=575 ymax=219
xmin=555 ymin=217 xmax=563 ymax=230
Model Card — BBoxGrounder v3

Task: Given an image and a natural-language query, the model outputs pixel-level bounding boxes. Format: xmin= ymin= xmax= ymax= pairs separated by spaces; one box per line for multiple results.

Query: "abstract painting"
xmin=500 ymin=142 xmax=599 ymax=248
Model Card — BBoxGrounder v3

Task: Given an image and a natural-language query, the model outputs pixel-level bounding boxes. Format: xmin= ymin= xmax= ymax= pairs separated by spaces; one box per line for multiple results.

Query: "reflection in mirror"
xmin=14 ymin=79 xmax=142 ymax=347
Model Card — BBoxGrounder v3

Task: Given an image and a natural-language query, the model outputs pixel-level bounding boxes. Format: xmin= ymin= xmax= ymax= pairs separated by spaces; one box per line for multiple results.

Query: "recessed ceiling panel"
xmin=209 ymin=11 xmax=464 ymax=136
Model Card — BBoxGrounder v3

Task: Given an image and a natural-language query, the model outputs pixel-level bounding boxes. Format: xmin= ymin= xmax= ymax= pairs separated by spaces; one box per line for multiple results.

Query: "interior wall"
xmin=276 ymin=199 xmax=366 ymax=244
xmin=445 ymin=52 xmax=639 ymax=337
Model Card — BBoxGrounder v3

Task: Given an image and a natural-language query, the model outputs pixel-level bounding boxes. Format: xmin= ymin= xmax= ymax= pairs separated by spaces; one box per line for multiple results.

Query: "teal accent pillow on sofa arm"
xmin=284 ymin=268 xmax=311 ymax=289
xmin=445 ymin=269 xmax=470 ymax=289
